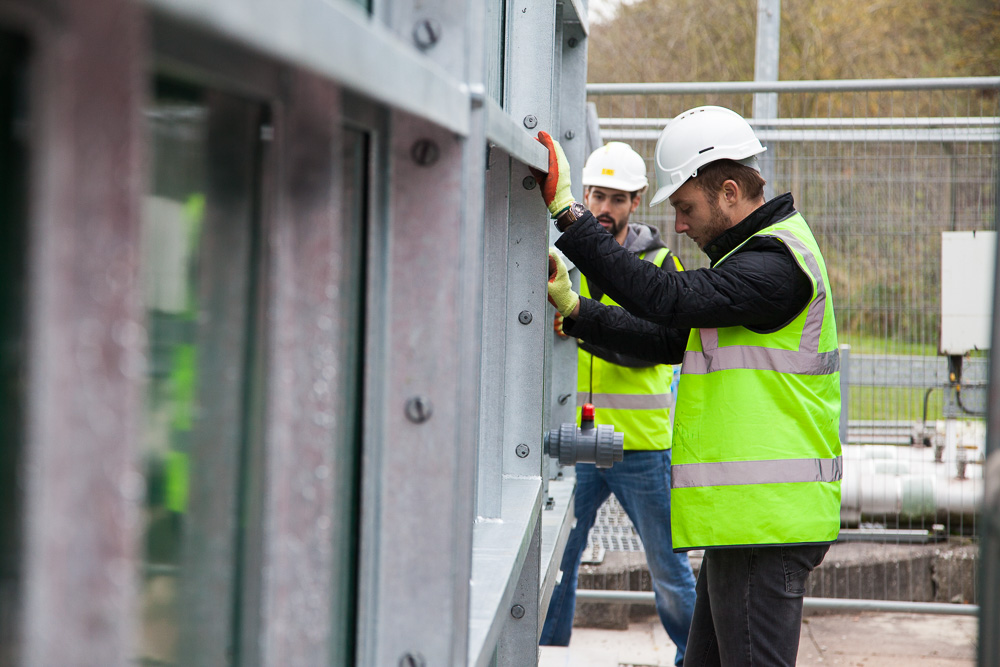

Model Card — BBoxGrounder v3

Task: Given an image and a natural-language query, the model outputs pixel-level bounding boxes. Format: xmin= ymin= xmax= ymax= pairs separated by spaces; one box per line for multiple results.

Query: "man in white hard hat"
xmin=534 ymin=107 xmax=841 ymax=667
xmin=539 ymin=142 xmax=696 ymax=667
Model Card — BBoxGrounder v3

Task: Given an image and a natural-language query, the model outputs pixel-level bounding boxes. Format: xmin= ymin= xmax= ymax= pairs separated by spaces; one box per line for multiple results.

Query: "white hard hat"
xmin=648 ymin=106 xmax=766 ymax=207
xmin=582 ymin=142 xmax=649 ymax=192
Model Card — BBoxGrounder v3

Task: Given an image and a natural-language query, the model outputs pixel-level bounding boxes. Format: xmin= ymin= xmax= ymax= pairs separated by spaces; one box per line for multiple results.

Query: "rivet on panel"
xmin=518 ymin=310 xmax=533 ymax=325
xmin=399 ymin=653 xmax=426 ymax=667
xmin=413 ymin=18 xmax=441 ymax=50
xmin=405 ymin=396 xmax=433 ymax=423
xmin=411 ymin=139 xmax=440 ymax=166
xmin=522 ymin=175 xmax=536 ymax=190
xmin=564 ymin=130 xmax=575 ymax=140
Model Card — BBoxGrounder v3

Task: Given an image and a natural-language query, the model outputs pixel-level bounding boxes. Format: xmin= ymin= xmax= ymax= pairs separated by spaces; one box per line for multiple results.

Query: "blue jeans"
xmin=684 ymin=544 xmax=830 ymax=667
xmin=540 ymin=449 xmax=697 ymax=667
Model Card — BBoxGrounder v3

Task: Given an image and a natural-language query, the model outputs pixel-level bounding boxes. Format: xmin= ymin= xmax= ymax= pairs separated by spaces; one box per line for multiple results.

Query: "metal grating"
xmin=581 ymin=496 xmax=645 ymax=565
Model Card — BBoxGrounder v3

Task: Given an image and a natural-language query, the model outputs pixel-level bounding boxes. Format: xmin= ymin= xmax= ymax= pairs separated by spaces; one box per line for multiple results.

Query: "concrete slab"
xmin=539 ymin=611 xmax=978 ymax=667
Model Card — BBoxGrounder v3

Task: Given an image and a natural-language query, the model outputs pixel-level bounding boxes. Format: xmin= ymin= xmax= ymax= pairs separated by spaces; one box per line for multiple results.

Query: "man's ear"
xmin=630 ymin=193 xmax=642 ymax=214
xmin=721 ymin=179 xmax=740 ymax=207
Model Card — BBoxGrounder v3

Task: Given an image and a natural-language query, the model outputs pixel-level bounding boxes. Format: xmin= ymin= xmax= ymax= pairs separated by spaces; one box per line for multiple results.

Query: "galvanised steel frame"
xmin=1 ymin=0 xmax=588 ymax=665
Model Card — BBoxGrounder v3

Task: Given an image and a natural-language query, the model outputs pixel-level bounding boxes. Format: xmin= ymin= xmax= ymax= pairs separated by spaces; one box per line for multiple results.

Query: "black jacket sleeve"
xmin=555 ymin=212 xmax=812 ymax=332
xmin=562 ymin=297 xmax=688 ymax=365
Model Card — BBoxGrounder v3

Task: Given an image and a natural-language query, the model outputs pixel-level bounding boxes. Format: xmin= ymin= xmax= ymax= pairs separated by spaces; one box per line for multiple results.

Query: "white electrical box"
xmin=940 ymin=230 xmax=996 ymax=355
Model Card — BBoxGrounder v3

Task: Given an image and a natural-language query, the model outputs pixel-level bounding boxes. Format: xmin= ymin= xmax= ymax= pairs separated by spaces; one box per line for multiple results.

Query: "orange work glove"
xmin=530 ymin=131 xmax=574 ymax=218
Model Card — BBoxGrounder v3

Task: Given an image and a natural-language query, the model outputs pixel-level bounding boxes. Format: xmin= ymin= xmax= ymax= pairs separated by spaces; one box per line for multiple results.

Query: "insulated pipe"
xmin=840 ymin=445 xmax=983 ymax=524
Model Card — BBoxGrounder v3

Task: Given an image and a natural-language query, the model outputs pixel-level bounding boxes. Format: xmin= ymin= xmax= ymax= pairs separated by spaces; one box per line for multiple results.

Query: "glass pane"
xmin=138 ymin=81 xmax=263 ymax=666
xmin=0 ymin=29 xmax=29 ymax=667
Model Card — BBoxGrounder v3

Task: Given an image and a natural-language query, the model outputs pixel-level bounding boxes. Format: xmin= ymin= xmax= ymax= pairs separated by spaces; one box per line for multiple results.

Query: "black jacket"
xmin=557 ymin=193 xmax=814 ymax=365
xmin=578 ymin=222 xmax=681 ymax=369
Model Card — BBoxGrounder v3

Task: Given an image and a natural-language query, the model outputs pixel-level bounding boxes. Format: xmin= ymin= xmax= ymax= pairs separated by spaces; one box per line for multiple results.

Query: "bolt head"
xmin=413 ymin=18 xmax=441 ymax=50
xmin=523 ymin=114 xmax=538 ymax=129
xmin=405 ymin=396 xmax=433 ymax=423
xmin=518 ymin=310 xmax=533 ymax=325
xmin=510 ymin=604 xmax=526 ymax=619
xmin=522 ymin=175 xmax=536 ymax=190
xmin=410 ymin=139 xmax=440 ymax=166
xmin=515 ymin=444 xmax=530 ymax=458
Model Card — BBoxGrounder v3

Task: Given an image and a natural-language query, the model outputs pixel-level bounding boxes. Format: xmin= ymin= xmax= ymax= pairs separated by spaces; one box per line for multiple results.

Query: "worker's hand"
xmin=530 ymin=131 xmax=574 ymax=218
xmin=553 ymin=313 xmax=569 ymax=338
xmin=547 ymin=248 xmax=579 ymax=318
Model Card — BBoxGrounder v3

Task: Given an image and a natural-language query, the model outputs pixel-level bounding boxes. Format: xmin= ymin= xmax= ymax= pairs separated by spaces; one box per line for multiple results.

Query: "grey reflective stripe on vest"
xmin=673 ymin=455 xmax=843 ymax=489
xmin=687 ymin=227 xmax=837 ymax=375
xmin=769 ymin=229 xmax=827 ymax=354
xmin=682 ymin=346 xmax=840 ymax=375
xmin=577 ymin=391 xmax=674 ymax=410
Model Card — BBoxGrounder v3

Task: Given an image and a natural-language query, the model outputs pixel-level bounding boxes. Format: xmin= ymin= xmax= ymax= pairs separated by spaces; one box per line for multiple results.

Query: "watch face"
xmin=571 ymin=202 xmax=586 ymax=219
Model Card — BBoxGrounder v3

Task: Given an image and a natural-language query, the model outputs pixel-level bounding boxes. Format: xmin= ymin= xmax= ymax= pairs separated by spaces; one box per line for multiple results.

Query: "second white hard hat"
xmin=648 ymin=106 xmax=766 ymax=207
xmin=582 ymin=142 xmax=649 ymax=192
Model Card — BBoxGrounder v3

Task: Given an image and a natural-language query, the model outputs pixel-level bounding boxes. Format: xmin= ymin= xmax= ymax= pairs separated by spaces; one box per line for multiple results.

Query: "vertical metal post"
xmin=753 ymin=0 xmax=780 ymax=199
xmin=498 ymin=0 xmax=558 ymax=659
xmin=20 ymin=1 xmax=146 ymax=664
xmin=255 ymin=71 xmax=344 ymax=666
xmin=979 ymin=157 xmax=1000 ymax=667
xmin=357 ymin=0 xmax=483 ymax=664
xmin=839 ymin=344 xmax=850 ymax=445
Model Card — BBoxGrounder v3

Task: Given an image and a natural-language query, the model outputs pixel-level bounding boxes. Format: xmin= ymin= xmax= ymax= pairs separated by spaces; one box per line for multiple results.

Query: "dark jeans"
xmin=540 ymin=450 xmax=696 ymax=667
xmin=683 ymin=544 xmax=830 ymax=667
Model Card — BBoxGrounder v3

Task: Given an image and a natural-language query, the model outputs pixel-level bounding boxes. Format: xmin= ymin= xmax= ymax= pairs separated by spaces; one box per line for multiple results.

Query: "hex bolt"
xmin=515 ymin=444 xmax=530 ymax=458
xmin=413 ymin=18 xmax=441 ymax=50
xmin=564 ymin=130 xmax=575 ymax=140
xmin=405 ymin=396 xmax=433 ymax=423
xmin=510 ymin=604 xmax=526 ymax=619
xmin=522 ymin=175 xmax=536 ymax=190
xmin=567 ymin=37 xmax=578 ymax=48
xmin=411 ymin=139 xmax=439 ymax=166
xmin=399 ymin=653 xmax=426 ymax=667
xmin=523 ymin=114 xmax=538 ymax=129
xmin=518 ymin=310 xmax=533 ymax=325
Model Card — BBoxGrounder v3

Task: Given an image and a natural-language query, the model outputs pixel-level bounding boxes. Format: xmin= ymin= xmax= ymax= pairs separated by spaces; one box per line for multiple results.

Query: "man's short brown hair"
xmin=692 ymin=159 xmax=766 ymax=201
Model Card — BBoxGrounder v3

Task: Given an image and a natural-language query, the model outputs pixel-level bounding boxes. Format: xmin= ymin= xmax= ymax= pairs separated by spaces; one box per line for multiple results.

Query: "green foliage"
xmin=589 ymin=0 xmax=1000 ymax=91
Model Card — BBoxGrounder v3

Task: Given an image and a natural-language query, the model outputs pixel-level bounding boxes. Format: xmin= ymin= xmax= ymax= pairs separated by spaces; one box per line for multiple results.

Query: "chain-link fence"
xmin=583 ymin=78 xmax=1000 ymax=608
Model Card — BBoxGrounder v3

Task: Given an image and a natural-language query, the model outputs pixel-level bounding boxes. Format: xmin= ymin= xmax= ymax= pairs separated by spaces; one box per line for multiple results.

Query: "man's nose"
xmin=674 ymin=216 xmax=688 ymax=233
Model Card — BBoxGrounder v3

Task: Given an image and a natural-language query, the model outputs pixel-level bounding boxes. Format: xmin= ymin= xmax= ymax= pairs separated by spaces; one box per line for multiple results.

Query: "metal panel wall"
xmin=12 ymin=1 xmax=146 ymax=664
xmin=3 ymin=0 xmax=585 ymax=665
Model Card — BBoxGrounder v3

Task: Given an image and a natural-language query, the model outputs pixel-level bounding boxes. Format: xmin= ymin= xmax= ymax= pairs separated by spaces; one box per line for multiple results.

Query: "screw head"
xmin=515 ymin=444 xmax=530 ymax=458
xmin=413 ymin=18 xmax=441 ymax=50
xmin=511 ymin=604 xmax=525 ymax=619
xmin=523 ymin=115 xmax=538 ymax=129
xmin=522 ymin=175 xmax=536 ymax=190
xmin=518 ymin=310 xmax=532 ymax=325
xmin=405 ymin=396 xmax=433 ymax=423
xmin=399 ymin=653 xmax=426 ymax=667
xmin=410 ymin=139 xmax=439 ymax=166
xmin=558 ymin=393 xmax=572 ymax=405
xmin=564 ymin=130 xmax=575 ymax=140
xmin=568 ymin=37 xmax=578 ymax=48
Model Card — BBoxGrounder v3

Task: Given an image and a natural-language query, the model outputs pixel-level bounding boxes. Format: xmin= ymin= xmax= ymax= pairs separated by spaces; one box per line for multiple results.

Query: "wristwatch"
xmin=555 ymin=201 xmax=587 ymax=232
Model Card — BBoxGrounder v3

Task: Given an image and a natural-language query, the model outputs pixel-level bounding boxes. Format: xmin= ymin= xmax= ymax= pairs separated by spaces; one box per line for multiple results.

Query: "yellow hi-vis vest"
xmin=671 ymin=212 xmax=842 ymax=550
xmin=577 ymin=247 xmax=683 ymax=451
